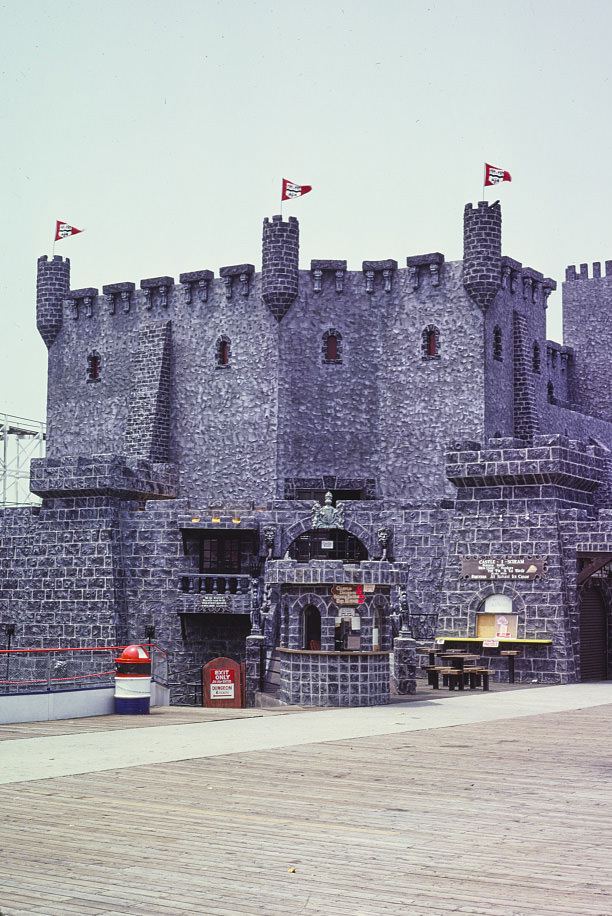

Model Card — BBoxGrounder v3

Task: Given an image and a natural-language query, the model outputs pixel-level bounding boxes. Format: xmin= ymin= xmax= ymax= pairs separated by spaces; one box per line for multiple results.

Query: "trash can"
xmin=114 ymin=645 xmax=151 ymax=714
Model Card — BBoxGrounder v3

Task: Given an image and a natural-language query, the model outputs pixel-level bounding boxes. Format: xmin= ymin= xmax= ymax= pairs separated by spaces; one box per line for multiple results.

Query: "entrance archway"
xmin=579 ymin=584 xmax=608 ymax=680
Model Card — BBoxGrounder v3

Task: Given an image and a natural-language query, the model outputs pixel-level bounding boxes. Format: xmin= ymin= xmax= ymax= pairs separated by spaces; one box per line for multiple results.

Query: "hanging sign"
xmin=332 ymin=584 xmax=375 ymax=605
xmin=460 ymin=556 xmax=547 ymax=581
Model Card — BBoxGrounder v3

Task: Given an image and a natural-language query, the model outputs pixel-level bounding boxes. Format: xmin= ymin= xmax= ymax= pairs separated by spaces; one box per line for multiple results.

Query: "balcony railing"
xmin=179 ymin=574 xmax=252 ymax=596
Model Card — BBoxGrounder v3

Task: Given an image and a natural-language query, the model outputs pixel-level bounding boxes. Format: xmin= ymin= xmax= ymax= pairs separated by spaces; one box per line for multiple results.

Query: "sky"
xmin=2 ymin=0 xmax=612 ymax=422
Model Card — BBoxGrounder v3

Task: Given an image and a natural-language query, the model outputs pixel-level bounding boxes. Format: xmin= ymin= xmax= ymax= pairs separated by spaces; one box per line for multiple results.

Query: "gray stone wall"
xmin=278 ymin=649 xmax=390 ymax=706
xmin=563 ymin=263 xmax=612 ymax=420
xmin=0 ymin=499 xmax=123 ymax=653
xmin=44 ymin=277 xmax=281 ymax=503
xmin=379 ymin=261 xmax=485 ymax=499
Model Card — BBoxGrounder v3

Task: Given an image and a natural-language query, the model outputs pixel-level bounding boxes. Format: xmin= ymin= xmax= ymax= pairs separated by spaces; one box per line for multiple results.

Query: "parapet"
xmin=30 ymin=455 xmax=179 ymax=500
xmin=310 ymin=260 xmax=348 ymax=294
xmin=405 ymin=252 xmax=444 ymax=290
xmin=565 ymin=261 xmax=612 ymax=281
xmin=362 ymin=259 xmax=398 ymax=293
xmin=445 ymin=434 xmax=605 ymax=493
xmin=219 ymin=264 xmax=255 ymax=299
xmin=500 ymin=256 xmax=556 ymax=306
xmin=102 ymin=282 xmax=136 ymax=314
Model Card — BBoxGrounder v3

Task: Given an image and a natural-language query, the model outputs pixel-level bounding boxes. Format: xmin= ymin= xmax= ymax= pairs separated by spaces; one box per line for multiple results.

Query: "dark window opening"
xmin=533 ymin=342 xmax=541 ymax=373
xmin=216 ymin=336 xmax=231 ymax=367
xmin=202 ymin=535 xmax=241 ymax=573
xmin=87 ymin=352 xmax=101 ymax=382
xmin=303 ymin=605 xmax=321 ymax=650
xmin=422 ymin=325 xmax=440 ymax=359
xmin=548 ymin=381 xmax=555 ymax=403
xmin=295 ymin=488 xmax=364 ymax=503
xmin=182 ymin=531 xmax=255 ymax=574
xmin=322 ymin=328 xmax=342 ymax=363
xmin=493 ymin=326 xmax=503 ymax=361
xmin=326 ymin=335 xmax=338 ymax=360
xmin=288 ymin=529 xmax=368 ymax=563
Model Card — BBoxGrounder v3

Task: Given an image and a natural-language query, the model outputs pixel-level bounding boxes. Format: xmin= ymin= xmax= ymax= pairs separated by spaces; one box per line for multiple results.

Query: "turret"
xmin=463 ymin=201 xmax=501 ymax=311
xmin=37 ymin=255 xmax=70 ymax=348
xmin=261 ymin=215 xmax=299 ymax=321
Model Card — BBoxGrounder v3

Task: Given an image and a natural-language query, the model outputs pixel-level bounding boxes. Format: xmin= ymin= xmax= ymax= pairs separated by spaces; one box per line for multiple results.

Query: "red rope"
xmin=0 ymin=644 xmax=167 ymax=657
xmin=0 ymin=669 xmax=116 ymax=686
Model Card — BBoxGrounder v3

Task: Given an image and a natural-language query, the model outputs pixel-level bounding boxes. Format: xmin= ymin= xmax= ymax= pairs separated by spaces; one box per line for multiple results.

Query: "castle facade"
xmin=2 ymin=201 xmax=611 ymax=705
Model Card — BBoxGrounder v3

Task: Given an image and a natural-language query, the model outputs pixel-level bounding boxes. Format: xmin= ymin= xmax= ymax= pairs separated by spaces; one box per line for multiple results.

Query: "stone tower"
xmin=261 ymin=215 xmax=299 ymax=321
xmin=463 ymin=201 xmax=502 ymax=311
xmin=36 ymin=255 xmax=70 ymax=348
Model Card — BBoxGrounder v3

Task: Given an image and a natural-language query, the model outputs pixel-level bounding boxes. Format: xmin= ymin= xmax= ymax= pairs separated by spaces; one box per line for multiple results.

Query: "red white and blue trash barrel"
xmin=114 ymin=645 xmax=151 ymax=715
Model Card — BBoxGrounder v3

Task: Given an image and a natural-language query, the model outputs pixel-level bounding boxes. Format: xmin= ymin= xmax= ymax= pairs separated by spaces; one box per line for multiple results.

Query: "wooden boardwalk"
xmin=1 ymin=700 xmax=611 ymax=916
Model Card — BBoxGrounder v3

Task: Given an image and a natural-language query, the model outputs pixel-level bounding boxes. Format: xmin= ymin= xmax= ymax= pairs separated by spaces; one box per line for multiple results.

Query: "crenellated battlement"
xmin=42 ymin=205 xmax=567 ymax=336
xmin=565 ymin=261 xmax=612 ymax=281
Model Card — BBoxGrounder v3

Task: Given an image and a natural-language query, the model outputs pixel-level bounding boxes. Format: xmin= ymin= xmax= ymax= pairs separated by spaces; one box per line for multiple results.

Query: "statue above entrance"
xmin=312 ymin=491 xmax=345 ymax=528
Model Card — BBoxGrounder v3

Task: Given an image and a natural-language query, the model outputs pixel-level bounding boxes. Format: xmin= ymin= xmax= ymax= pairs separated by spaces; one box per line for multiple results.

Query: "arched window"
xmin=422 ymin=325 xmax=440 ymax=359
xmin=533 ymin=342 xmax=541 ymax=374
xmin=303 ymin=605 xmax=321 ymax=650
xmin=87 ymin=351 xmax=101 ymax=382
xmin=493 ymin=326 xmax=503 ymax=361
xmin=476 ymin=594 xmax=518 ymax=640
xmin=288 ymin=529 xmax=368 ymax=563
xmin=216 ymin=335 xmax=231 ymax=367
xmin=322 ymin=329 xmax=342 ymax=363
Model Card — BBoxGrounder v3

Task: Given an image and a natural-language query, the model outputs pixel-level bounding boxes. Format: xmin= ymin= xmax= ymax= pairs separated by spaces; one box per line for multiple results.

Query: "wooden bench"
xmin=467 ymin=667 xmax=490 ymax=691
xmin=422 ymin=666 xmax=465 ymax=690
xmin=443 ymin=667 xmax=466 ymax=691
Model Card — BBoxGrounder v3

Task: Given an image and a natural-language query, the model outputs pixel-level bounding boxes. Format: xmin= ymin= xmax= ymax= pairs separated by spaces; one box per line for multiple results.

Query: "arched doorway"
xmin=303 ymin=605 xmax=321 ymax=650
xmin=579 ymin=584 xmax=608 ymax=680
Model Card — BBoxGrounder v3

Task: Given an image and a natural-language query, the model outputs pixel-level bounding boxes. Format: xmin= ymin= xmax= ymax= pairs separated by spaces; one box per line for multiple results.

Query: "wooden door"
xmin=579 ymin=585 xmax=608 ymax=681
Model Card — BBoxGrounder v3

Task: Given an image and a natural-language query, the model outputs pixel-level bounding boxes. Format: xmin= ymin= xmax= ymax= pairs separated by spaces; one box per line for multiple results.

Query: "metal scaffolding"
xmin=0 ymin=413 xmax=46 ymax=508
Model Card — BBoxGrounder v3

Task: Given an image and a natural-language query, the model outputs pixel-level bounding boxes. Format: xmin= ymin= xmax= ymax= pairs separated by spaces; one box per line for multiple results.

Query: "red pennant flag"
xmin=282 ymin=179 xmax=312 ymax=201
xmin=55 ymin=221 xmax=83 ymax=241
xmin=484 ymin=163 xmax=512 ymax=187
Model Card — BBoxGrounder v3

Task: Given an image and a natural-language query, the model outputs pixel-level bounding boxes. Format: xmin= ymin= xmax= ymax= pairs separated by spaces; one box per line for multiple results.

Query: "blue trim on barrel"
xmin=115 ymin=695 xmax=150 ymax=715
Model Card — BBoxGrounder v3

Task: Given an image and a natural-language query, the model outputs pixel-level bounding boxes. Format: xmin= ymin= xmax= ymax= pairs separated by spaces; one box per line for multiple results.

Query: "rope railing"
xmin=0 ymin=644 xmax=168 ymax=694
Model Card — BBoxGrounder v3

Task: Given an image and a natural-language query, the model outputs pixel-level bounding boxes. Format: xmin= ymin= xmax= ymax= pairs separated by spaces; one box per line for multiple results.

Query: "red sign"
xmin=202 ymin=657 xmax=243 ymax=708
xmin=210 ymin=667 xmax=235 ymax=699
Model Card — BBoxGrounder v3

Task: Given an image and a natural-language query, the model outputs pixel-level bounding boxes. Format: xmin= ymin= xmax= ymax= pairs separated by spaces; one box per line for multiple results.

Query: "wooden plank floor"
xmin=1 ymin=703 xmax=611 ymax=916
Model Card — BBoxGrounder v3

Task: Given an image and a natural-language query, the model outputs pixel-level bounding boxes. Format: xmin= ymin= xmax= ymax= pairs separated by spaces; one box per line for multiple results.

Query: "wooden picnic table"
xmin=422 ymin=651 xmax=489 ymax=691
xmin=436 ymin=652 xmax=480 ymax=670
